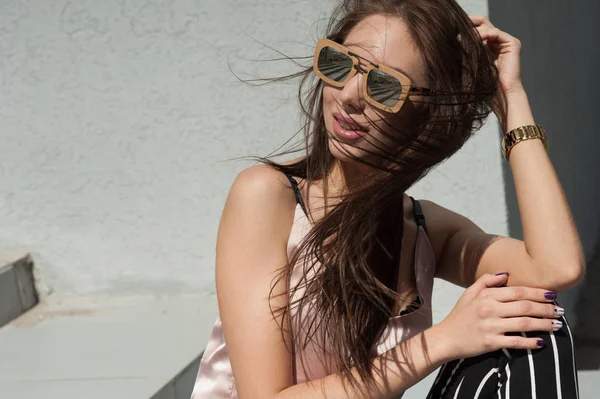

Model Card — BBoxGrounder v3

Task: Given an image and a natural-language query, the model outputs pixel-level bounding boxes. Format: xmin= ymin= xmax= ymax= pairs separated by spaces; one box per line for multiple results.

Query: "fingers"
xmin=496 ymin=300 xmax=564 ymax=319
xmin=468 ymin=15 xmax=520 ymax=49
xmin=481 ymin=285 xmax=557 ymax=303
xmin=499 ymin=317 xmax=563 ymax=334
xmin=469 ymin=273 xmax=509 ymax=292
xmin=494 ymin=334 xmax=548 ymax=351
xmin=475 ymin=25 xmax=519 ymax=45
xmin=475 ymin=26 xmax=503 ymax=41
xmin=469 ymin=15 xmax=494 ymax=28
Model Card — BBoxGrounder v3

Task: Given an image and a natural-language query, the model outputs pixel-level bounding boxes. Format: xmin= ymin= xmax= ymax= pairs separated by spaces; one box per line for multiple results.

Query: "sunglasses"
xmin=313 ymin=38 xmax=436 ymax=113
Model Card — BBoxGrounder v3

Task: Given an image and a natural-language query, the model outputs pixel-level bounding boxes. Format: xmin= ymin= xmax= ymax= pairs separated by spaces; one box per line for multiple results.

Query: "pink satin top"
xmin=191 ymin=203 xmax=436 ymax=398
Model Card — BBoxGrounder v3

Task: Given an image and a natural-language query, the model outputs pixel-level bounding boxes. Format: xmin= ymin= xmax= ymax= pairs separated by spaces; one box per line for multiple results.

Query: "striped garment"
xmin=426 ymin=306 xmax=578 ymax=398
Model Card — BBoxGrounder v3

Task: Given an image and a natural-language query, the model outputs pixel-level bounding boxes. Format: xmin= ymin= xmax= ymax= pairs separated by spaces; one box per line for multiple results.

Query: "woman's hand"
xmin=437 ymin=273 xmax=564 ymax=360
xmin=469 ymin=15 xmax=527 ymax=128
xmin=470 ymin=15 xmax=523 ymax=95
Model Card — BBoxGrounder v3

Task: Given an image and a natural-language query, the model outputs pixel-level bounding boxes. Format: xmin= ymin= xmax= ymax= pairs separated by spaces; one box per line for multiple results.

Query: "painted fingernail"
xmin=552 ymin=320 xmax=563 ymax=330
xmin=554 ymin=306 xmax=565 ymax=316
xmin=545 ymin=291 xmax=557 ymax=300
xmin=537 ymin=339 xmax=546 ymax=347
xmin=495 ymin=272 xmax=509 ymax=276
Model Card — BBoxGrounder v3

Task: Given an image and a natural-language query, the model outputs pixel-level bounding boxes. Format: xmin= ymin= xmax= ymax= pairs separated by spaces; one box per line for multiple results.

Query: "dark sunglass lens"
xmin=366 ymin=70 xmax=402 ymax=107
xmin=318 ymin=46 xmax=353 ymax=82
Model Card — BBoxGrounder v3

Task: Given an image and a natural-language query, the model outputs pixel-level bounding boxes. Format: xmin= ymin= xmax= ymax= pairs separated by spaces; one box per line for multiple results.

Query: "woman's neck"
xmin=329 ymin=159 xmax=368 ymax=195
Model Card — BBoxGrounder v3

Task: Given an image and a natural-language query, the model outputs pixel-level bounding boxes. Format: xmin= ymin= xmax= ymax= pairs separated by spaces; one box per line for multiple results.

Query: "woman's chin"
xmin=328 ymin=137 xmax=368 ymax=163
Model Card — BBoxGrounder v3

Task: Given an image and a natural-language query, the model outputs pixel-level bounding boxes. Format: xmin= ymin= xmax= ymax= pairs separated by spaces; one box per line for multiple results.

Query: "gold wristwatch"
xmin=501 ymin=124 xmax=548 ymax=161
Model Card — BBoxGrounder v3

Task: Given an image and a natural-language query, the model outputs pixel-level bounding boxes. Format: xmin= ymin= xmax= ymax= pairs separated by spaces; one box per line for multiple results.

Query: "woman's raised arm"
xmin=429 ymin=16 xmax=584 ymax=291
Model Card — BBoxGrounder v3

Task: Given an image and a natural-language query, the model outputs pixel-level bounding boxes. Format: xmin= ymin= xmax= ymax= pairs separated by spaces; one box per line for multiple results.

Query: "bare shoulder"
xmin=413 ymin=199 xmax=483 ymax=262
xmin=232 ymin=164 xmax=294 ymax=199
xmin=418 ymin=199 xmax=464 ymax=222
xmin=222 ymin=164 xmax=298 ymax=244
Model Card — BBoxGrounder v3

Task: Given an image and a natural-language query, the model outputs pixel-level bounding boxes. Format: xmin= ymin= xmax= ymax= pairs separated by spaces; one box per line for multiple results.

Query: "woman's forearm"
xmin=274 ymin=325 xmax=452 ymax=399
xmin=502 ymin=89 xmax=585 ymax=289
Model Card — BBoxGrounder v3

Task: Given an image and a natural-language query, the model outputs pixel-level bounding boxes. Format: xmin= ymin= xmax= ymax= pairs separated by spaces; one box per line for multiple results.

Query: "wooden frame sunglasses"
xmin=313 ymin=38 xmax=436 ymax=113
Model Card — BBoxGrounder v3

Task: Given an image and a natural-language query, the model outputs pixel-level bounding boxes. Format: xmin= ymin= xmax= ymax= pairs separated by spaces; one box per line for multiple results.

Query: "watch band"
xmin=501 ymin=124 xmax=548 ymax=161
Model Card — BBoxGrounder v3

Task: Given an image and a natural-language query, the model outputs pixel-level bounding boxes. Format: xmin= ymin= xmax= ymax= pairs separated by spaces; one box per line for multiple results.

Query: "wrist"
xmin=501 ymin=90 xmax=535 ymax=133
xmin=504 ymin=87 xmax=528 ymax=105
xmin=423 ymin=324 xmax=458 ymax=364
xmin=502 ymin=82 xmax=526 ymax=98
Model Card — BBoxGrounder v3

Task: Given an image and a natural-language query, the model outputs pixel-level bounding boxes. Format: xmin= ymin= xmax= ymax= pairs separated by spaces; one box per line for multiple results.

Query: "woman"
xmin=192 ymin=0 xmax=584 ymax=398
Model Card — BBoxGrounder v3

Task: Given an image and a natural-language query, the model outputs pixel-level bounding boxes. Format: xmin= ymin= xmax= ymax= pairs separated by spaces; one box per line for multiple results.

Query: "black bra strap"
xmin=284 ymin=174 xmax=308 ymax=216
xmin=410 ymin=196 xmax=427 ymax=233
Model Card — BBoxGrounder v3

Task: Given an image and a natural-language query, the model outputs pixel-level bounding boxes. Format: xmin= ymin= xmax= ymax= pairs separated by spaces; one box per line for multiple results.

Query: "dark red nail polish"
xmin=495 ymin=272 xmax=509 ymax=276
xmin=537 ymin=339 xmax=545 ymax=347
xmin=545 ymin=291 xmax=557 ymax=300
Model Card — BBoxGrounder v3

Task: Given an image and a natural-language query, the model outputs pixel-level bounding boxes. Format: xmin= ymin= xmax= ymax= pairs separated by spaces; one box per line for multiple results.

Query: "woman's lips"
xmin=332 ymin=113 xmax=368 ymax=141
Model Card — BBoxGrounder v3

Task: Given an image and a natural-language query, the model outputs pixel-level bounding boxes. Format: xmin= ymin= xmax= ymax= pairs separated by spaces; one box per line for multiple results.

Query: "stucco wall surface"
xmin=0 ymin=0 xmax=502 ymax=303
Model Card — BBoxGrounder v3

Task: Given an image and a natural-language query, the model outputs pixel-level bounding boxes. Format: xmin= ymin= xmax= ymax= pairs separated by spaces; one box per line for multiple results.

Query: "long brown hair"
xmin=254 ymin=0 xmax=498 ymax=395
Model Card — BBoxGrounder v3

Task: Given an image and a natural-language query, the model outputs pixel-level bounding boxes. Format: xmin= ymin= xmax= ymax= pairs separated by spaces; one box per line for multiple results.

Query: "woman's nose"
xmin=338 ymin=71 xmax=365 ymax=112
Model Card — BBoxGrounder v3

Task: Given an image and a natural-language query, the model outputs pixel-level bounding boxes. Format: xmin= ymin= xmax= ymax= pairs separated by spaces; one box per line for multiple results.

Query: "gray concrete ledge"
xmin=0 ymin=294 xmax=217 ymax=399
xmin=0 ymin=251 xmax=38 ymax=329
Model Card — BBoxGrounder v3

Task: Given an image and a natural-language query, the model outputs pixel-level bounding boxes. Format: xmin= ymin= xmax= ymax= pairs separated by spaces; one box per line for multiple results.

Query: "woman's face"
xmin=322 ymin=14 xmax=427 ymax=164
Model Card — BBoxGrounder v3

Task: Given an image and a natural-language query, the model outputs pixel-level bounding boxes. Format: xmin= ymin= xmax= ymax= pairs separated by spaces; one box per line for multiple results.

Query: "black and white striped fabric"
xmin=426 ymin=308 xmax=578 ymax=398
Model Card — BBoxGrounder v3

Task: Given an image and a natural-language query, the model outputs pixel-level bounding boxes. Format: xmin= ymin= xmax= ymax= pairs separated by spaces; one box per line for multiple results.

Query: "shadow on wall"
xmin=489 ymin=0 xmax=600 ymax=370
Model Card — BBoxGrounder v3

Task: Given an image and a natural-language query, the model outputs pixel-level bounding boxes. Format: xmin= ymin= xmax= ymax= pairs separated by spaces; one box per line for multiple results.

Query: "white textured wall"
xmin=0 ymin=0 xmax=500 ymax=304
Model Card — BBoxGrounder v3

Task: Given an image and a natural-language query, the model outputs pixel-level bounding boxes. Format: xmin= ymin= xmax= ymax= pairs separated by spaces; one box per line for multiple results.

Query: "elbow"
xmin=547 ymin=258 xmax=586 ymax=292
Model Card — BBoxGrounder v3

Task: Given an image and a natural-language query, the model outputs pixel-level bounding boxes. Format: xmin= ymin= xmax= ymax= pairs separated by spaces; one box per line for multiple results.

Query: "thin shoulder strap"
xmin=410 ymin=196 xmax=427 ymax=233
xmin=284 ymin=174 xmax=308 ymax=216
